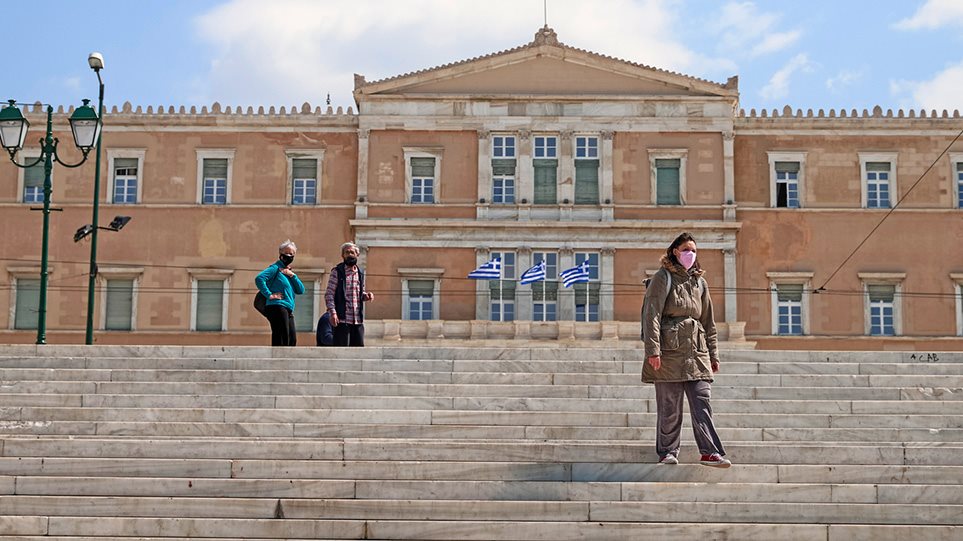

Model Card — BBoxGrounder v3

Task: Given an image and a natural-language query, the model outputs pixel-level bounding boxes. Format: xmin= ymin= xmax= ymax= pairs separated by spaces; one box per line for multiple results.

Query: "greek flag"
xmin=468 ymin=257 xmax=501 ymax=280
xmin=559 ymin=261 xmax=591 ymax=288
xmin=519 ymin=260 xmax=547 ymax=285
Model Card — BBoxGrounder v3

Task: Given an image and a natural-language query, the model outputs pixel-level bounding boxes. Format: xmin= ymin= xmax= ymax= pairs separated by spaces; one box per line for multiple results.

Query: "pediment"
xmin=356 ymin=28 xmax=737 ymax=101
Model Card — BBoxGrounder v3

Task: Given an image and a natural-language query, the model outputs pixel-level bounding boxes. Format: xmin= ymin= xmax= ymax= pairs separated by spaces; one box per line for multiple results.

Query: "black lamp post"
xmin=0 ymin=98 xmax=100 ymax=344
xmin=85 ymin=52 xmax=105 ymax=344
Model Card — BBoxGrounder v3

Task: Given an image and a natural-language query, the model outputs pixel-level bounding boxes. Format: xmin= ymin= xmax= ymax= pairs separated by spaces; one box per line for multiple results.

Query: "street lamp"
xmin=84 ymin=52 xmax=105 ymax=344
xmin=0 ymin=98 xmax=100 ymax=344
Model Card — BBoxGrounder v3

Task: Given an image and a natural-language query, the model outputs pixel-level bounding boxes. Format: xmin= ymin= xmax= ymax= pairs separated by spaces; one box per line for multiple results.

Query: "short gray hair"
xmin=340 ymin=242 xmax=358 ymax=254
xmin=279 ymin=239 xmax=297 ymax=252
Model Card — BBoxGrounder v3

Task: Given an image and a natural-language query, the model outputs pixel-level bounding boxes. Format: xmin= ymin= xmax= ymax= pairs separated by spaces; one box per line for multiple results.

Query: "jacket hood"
xmin=660 ymin=254 xmax=705 ymax=277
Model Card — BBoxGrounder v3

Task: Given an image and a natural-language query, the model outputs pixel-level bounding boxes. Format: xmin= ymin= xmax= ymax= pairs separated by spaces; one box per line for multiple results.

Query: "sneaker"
xmin=659 ymin=454 xmax=679 ymax=465
xmin=700 ymin=453 xmax=731 ymax=468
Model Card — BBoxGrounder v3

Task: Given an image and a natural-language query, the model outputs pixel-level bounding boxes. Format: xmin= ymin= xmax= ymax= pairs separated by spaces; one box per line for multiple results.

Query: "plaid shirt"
xmin=325 ymin=265 xmax=362 ymax=324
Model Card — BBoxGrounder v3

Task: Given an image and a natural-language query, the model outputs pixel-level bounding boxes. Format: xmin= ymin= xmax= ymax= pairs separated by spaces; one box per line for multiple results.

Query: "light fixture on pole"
xmin=0 ymin=95 xmax=100 ymax=344
xmin=74 ymin=214 xmax=132 ymax=242
xmin=84 ymin=51 xmax=105 ymax=344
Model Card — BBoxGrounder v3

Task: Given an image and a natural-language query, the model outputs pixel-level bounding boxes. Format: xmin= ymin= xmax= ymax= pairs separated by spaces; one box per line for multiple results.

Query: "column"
xmin=355 ymin=128 xmax=370 ymax=219
xmin=517 ymin=130 xmax=533 ymax=220
xmin=476 ymin=129 xmax=490 ymax=219
xmin=474 ymin=247 xmax=490 ymax=321
xmin=722 ymin=130 xmax=736 ymax=220
xmin=600 ymin=131 xmax=615 ymax=221
xmin=600 ymin=247 xmax=616 ymax=321
xmin=558 ymin=248 xmax=576 ymax=321
xmin=515 ymin=247 xmax=533 ymax=321
xmin=723 ymin=248 xmax=737 ymax=324
xmin=559 ymin=130 xmax=574 ymax=221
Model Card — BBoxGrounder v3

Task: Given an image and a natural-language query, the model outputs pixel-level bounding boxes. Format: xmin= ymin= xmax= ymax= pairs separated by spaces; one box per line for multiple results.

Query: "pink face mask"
xmin=677 ymin=250 xmax=697 ymax=270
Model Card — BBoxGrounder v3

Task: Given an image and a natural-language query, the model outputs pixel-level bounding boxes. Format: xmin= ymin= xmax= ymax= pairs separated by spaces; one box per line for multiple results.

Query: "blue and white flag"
xmin=559 ymin=261 xmax=591 ymax=288
xmin=519 ymin=260 xmax=547 ymax=285
xmin=468 ymin=257 xmax=501 ymax=280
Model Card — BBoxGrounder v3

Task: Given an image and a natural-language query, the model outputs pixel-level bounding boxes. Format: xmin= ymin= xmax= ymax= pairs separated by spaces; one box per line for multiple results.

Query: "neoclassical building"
xmin=2 ymin=27 xmax=962 ymax=349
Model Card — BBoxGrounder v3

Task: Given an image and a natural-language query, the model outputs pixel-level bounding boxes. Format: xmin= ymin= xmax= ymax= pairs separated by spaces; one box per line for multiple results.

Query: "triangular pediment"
xmin=355 ymin=27 xmax=737 ymax=101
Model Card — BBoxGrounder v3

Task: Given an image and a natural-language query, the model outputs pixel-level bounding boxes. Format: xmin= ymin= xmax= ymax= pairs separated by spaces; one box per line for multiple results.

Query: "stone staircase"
xmin=0 ymin=344 xmax=960 ymax=540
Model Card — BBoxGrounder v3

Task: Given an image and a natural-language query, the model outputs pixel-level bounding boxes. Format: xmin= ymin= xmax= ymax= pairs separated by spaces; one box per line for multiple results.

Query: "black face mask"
xmin=279 ymin=254 xmax=294 ymax=266
xmin=344 ymin=256 xmax=358 ymax=267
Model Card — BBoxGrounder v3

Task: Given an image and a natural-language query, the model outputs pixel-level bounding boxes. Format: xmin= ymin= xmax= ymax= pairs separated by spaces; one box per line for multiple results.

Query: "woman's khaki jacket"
xmin=641 ymin=257 xmax=719 ymax=384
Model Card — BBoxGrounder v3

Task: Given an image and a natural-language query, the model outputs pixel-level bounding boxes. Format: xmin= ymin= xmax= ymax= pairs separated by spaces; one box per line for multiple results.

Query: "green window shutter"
xmin=574 ymin=159 xmax=599 ymax=204
xmin=293 ymin=281 xmax=315 ymax=332
xmin=408 ymin=280 xmax=434 ymax=297
xmin=574 ymin=283 xmax=600 ymax=305
xmin=867 ymin=284 xmax=896 ymax=302
xmin=14 ymin=278 xmax=40 ymax=330
xmin=24 ymin=162 xmax=44 ymax=188
xmin=195 ymin=280 xmax=224 ymax=331
xmin=114 ymin=158 xmax=138 ymax=174
xmin=957 ymin=162 xmax=963 ymax=172
xmin=292 ymin=158 xmax=317 ymax=180
xmin=774 ymin=161 xmax=800 ymax=173
xmin=532 ymin=281 xmax=558 ymax=302
xmin=203 ymin=159 xmax=228 ymax=179
xmin=488 ymin=280 xmax=517 ymax=300
xmin=866 ymin=162 xmax=890 ymax=172
xmin=656 ymin=159 xmax=681 ymax=205
xmin=411 ymin=157 xmax=435 ymax=177
xmin=533 ymin=159 xmax=557 ymax=204
xmin=776 ymin=283 xmax=804 ymax=302
xmin=491 ymin=159 xmax=516 ymax=176
xmin=105 ymin=279 xmax=134 ymax=331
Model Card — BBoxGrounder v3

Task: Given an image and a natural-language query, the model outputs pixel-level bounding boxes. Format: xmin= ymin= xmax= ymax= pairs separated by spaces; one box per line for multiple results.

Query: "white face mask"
xmin=677 ymin=250 xmax=697 ymax=270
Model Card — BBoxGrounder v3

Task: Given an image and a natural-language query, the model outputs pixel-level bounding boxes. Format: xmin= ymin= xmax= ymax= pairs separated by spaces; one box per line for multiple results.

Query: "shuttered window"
xmin=774 ymin=161 xmax=800 ymax=208
xmin=776 ymin=283 xmax=803 ymax=335
xmin=957 ymin=162 xmax=963 ymax=208
xmin=14 ymin=278 xmax=40 ymax=330
xmin=655 ymin=159 xmax=681 ymax=205
xmin=293 ymin=280 xmax=315 ymax=332
xmin=533 ymin=159 xmax=557 ymax=204
xmin=408 ymin=280 xmax=434 ymax=320
xmin=23 ymin=161 xmax=44 ymax=203
xmin=195 ymin=280 xmax=225 ymax=331
xmin=865 ymin=162 xmax=891 ymax=208
xmin=291 ymin=158 xmax=318 ymax=205
xmin=105 ymin=279 xmax=134 ymax=331
xmin=492 ymin=159 xmax=516 ymax=204
xmin=410 ymin=157 xmax=436 ymax=203
xmin=202 ymin=159 xmax=228 ymax=204
xmin=574 ymin=159 xmax=599 ymax=205
xmin=868 ymin=284 xmax=896 ymax=336
xmin=112 ymin=158 xmax=139 ymax=204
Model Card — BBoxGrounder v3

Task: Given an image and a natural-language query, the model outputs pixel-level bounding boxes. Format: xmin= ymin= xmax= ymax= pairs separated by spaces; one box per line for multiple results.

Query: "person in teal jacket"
xmin=255 ymin=239 xmax=305 ymax=346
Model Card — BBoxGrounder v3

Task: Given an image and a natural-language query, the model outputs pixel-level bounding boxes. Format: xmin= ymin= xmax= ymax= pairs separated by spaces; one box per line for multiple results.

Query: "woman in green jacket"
xmin=641 ymin=232 xmax=730 ymax=467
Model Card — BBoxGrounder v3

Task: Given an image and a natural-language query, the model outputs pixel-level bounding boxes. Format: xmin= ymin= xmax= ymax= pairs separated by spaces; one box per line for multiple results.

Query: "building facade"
xmin=2 ymin=27 xmax=962 ymax=349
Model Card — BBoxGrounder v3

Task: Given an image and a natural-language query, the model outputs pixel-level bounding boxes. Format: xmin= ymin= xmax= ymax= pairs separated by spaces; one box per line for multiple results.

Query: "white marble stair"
xmin=0 ymin=345 xmax=961 ymax=540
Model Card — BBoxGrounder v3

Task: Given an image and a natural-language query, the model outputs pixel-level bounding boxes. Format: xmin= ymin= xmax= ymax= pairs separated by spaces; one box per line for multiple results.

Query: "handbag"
xmin=253 ymin=264 xmax=282 ymax=317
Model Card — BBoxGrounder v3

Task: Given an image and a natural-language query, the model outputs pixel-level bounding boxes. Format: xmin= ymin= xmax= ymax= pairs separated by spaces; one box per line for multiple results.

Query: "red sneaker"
xmin=700 ymin=453 xmax=731 ymax=468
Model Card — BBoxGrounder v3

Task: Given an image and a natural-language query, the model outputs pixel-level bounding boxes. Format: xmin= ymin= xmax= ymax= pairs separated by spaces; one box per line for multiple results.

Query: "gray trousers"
xmin=654 ymin=380 xmax=726 ymax=458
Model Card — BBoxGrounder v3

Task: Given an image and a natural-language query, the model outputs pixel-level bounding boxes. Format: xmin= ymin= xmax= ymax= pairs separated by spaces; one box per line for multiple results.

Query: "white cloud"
xmin=715 ymin=2 xmax=801 ymax=58
xmin=895 ymin=0 xmax=963 ymax=30
xmin=826 ymin=68 xmax=865 ymax=92
xmin=760 ymin=53 xmax=813 ymax=101
xmin=890 ymin=61 xmax=963 ymax=111
xmin=192 ymin=0 xmax=717 ymax=109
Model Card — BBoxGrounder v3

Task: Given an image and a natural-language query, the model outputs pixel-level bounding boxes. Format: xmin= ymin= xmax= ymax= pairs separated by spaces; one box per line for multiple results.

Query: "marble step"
xmin=3 ymin=521 xmax=960 ymax=541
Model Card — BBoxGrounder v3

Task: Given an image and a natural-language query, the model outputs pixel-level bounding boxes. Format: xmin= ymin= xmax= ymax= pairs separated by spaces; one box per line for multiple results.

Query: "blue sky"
xmin=3 ymin=0 xmax=962 ymax=113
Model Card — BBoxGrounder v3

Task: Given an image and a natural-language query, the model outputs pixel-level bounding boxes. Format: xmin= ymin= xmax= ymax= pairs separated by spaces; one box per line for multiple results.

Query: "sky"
xmin=2 ymin=0 xmax=963 ymax=114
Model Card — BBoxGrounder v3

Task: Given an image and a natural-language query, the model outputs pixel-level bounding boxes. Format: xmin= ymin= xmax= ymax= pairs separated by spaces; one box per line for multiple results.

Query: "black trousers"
xmin=333 ymin=323 xmax=365 ymax=347
xmin=265 ymin=305 xmax=297 ymax=346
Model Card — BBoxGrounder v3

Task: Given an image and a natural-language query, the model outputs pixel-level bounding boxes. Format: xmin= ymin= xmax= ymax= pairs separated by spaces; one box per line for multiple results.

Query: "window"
xmin=196 ymin=150 xmax=234 ymax=205
xmin=21 ymin=158 xmax=44 ymax=203
xmin=492 ymin=135 xmax=516 ymax=158
xmin=867 ymin=285 xmax=896 ymax=336
xmin=768 ymin=272 xmax=813 ymax=336
xmin=107 ymin=149 xmax=145 ymax=205
xmin=291 ymin=158 xmax=318 ymax=205
xmin=104 ymin=279 xmax=134 ymax=331
xmin=954 ymin=159 xmax=963 ymax=209
xmin=859 ymin=273 xmax=903 ymax=337
xmin=574 ymin=136 xmax=599 ymax=205
xmin=859 ymin=153 xmax=897 ymax=209
xmin=574 ymin=252 xmax=600 ymax=322
xmin=767 ymin=152 xmax=806 ymax=208
xmin=405 ymin=149 xmax=441 ymax=204
xmin=492 ymin=159 xmax=516 ymax=204
xmin=775 ymin=284 xmax=803 ymax=335
xmin=533 ymin=136 xmax=558 ymax=205
xmin=531 ymin=252 xmax=558 ymax=322
xmin=13 ymin=277 xmax=40 ymax=330
xmin=190 ymin=273 xmax=231 ymax=332
xmin=649 ymin=150 xmax=687 ymax=206
xmin=953 ymin=274 xmax=963 ymax=337
xmin=489 ymin=251 xmax=516 ymax=321
xmin=407 ymin=280 xmax=434 ymax=320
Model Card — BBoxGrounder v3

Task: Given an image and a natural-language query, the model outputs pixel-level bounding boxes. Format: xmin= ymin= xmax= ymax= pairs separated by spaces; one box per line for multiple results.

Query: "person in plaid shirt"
xmin=325 ymin=242 xmax=374 ymax=346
